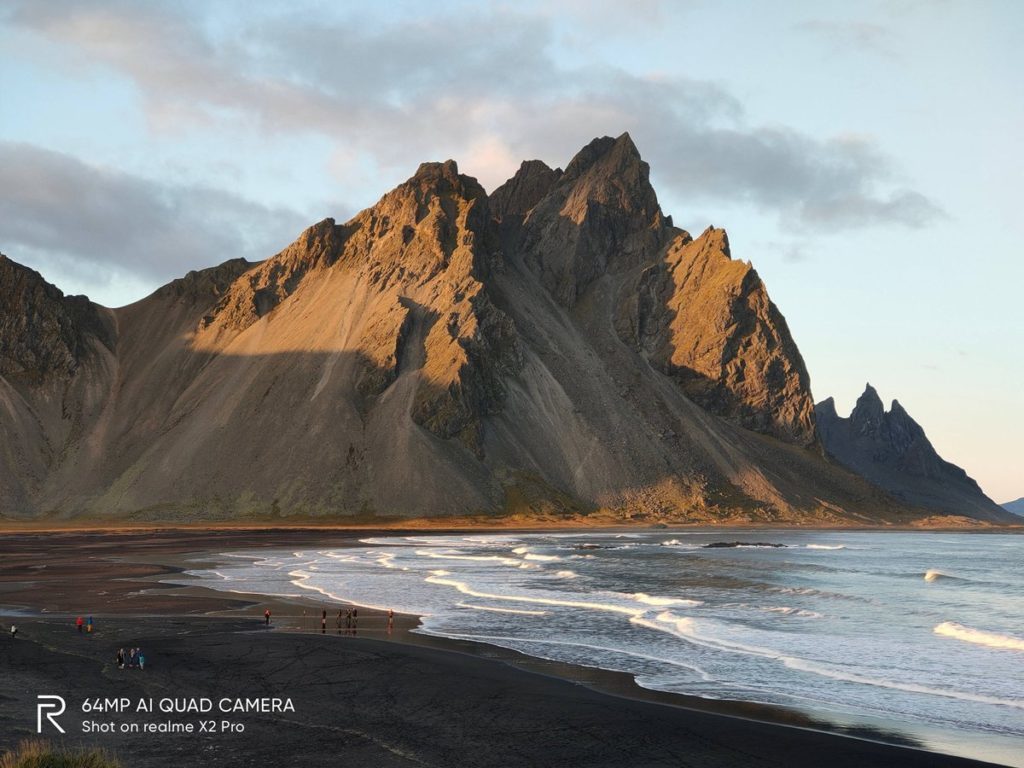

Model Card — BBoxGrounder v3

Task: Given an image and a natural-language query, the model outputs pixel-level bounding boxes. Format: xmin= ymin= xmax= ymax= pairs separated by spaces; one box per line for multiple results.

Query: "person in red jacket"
xmin=75 ymin=616 xmax=84 ymax=634
xmin=264 ymin=609 xmax=271 ymax=626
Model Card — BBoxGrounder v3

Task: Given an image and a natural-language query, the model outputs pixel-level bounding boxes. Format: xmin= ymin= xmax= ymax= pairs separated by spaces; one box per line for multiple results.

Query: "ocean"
xmin=185 ymin=530 xmax=1024 ymax=766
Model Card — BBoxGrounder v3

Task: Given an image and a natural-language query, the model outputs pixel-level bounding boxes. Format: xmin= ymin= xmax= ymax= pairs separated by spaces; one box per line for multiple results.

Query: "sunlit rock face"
xmin=0 ymin=135 xmax=983 ymax=525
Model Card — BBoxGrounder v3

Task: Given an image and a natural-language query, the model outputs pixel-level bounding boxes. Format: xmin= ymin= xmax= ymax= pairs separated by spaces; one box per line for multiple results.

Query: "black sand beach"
xmin=0 ymin=530 xmax=1007 ymax=767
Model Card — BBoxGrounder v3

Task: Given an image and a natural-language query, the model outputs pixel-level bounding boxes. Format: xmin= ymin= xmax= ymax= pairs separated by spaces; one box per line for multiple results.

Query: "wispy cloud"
xmin=3 ymin=0 xmax=943 ymax=247
xmin=0 ymin=142 xmax=307 ymax=298
xmin=794 ymin=19 xmax=898 ymax=59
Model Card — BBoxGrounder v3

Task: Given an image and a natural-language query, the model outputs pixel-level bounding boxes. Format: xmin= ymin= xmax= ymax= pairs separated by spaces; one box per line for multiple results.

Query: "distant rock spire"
xmin=815 ymin=385 xmax=1010 ymax=521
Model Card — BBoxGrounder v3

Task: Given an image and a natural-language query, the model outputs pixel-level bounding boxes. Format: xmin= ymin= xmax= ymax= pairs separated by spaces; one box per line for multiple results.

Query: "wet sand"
xmin=0 ymin=529 xmax=1007 ymax=767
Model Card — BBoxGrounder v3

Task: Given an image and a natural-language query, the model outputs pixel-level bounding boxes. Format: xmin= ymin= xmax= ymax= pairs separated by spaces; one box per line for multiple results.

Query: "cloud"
xmin=794 ymin=19 xmax=897 ymax=59
xmin=759 ymin=240 xmax=812 ymax=264
xmin=0 ymin=142 xmax=308 ymax=295
xmin=4 ymin=0 xmax=943 ymax=232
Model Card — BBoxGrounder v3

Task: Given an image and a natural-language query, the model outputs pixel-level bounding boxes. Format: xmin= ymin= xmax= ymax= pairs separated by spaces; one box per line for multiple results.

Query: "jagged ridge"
xmin=815 ymin=384 xmax=1011 ymax=522
xmin=0 ymin=135 xmax=988 ymax=524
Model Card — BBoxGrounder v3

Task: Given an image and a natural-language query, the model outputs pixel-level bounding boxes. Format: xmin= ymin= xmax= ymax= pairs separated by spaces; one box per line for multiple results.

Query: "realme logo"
xmin=36 ymin=695 xmax=66 ymax=734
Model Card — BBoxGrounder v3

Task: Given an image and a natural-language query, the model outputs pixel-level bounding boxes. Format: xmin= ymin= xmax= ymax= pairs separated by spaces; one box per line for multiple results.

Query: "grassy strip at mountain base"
xmin=0 ymin=740 xmax=120 ymax=768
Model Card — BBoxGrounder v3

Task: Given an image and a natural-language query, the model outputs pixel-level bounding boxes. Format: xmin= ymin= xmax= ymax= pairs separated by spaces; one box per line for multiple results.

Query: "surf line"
xmin=425 ymin=575 xmax=645 ymax=616
xmin=457 ymin=602 xmax=548 ymax=616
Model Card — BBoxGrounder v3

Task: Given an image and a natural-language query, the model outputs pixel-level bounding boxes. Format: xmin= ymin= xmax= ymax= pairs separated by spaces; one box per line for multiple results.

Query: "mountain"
xmin=0 ymin=134 xmax=997 ymax=525
xmin=1002 ymin=498 xmax=1024 ymax=516
xmin=815 ymin=385 xmax=1011 ymax=523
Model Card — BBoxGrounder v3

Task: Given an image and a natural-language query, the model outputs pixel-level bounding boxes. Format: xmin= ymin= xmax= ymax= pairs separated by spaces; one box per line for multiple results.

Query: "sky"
xmin=0 ymin=0 xmax=1021 ymax=502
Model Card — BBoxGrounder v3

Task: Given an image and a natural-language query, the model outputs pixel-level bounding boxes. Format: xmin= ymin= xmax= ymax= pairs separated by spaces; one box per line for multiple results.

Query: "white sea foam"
xmin=424 ymin=575 xmax=644 ymax=616
xmin=635 ymin=612 xmax=1024 ymax=711
xmin=934 ymin=622 xmax=1024 ymax=652
xmin=462 ymin=537 xmax=519 ymax=546
xmin=429 ymin=629 xmax=713 ymax=682
xmin=414 ymin=549 xmax=521 ymax=566
xmin=763 ymin=606 xmax=823 ymax=618
xmin=187 ymin=531 xmax=1024 ymax=746
xmin=629 ymin=592 xmax=703 ymax=607
xmin=457 ymin=602 xmax=548 ymax=616
xmin=375 ymin=552 xmax=397 ymax=568
xmin=524 ymin=553 xmax=562 ymax=562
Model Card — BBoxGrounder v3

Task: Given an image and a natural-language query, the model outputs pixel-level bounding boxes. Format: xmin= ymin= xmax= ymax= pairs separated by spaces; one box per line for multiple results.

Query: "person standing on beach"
xmin=264 ymin=609 xmax=271 ymax=626
xmin=116 ymin=648 xmax=124 ymax=668
xmin=321 ymin=608 xmax=327 ymax=633
xmin=75 ymin=616 xmax=83 ymax=633
xmin=336 ymin=610 xmax=344 ymax=633
xmin=138 ymin=651 xmax=145 ymax=670
xmin=387 ymin=609 xmax=394 ymax=635
xmin=351 ymin=607 xmax=358 ymax=636
xmin=86 ymin=615 xmax=93 ymax=634
xmin=129 ymin=648 xmax=137 ymax=668
xmin=9 ymin=624 xmax=16 ymax=638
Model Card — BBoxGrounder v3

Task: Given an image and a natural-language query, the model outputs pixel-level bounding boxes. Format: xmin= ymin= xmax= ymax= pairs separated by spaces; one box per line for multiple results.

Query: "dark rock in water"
xmin=703 ymin=541 xmax=787 ymax=549
xmin=815 ymin=385 xmax=1013 ymax=523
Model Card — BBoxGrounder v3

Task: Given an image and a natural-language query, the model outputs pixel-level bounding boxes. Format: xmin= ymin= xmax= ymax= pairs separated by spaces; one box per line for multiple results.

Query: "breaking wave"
xmin=637 ymin=612 xmax=1024 ymax=711
xmin=934 ymin=622 xmax=1024 ymax=652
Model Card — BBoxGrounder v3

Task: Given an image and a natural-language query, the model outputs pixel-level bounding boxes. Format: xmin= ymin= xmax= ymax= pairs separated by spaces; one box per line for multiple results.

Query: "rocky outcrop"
xmin=0 ymin=254 xmax=113 ymax=382
xmin=816 ymin=385 xmax=1012 ymax=522
xmin=509 ymin=134 xmax=673 ymax=307
xmin=0 ymin=136 xmax=995 ymax=524
xmin=201 ymin=220 xmax=350 ymax=334
xmin=490 ymin=160 xmax=563 ymax=221
xmin=615 ymin=227 xmax=816 ymax=445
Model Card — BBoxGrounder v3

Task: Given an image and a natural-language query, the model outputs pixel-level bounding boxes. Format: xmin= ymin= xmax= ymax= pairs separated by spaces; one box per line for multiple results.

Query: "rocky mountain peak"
xmin=490 ymin=159 xmax=563 ymax=221
xmin=509 ymin=133 xmax=672 ymax=306
xmin=816 ymin=396 xmax=838 ymax=419
xmin=562 ymin=132 xmax=639 ymax=179
xmin=616 ymin=226 xmax=817 ymax=446
xmin=3 ymin=135 xmax=1004 ymax=526
xmin=0 ymin=254 xmax=112 ymax=382
xmin=558 ymin=132 xmax=661 ymax=224
xmin=850 ymin=383 xmax=885 ymax=432
xmin=816 ymin=386 xmax=1011 ymax=521
xmin=394 ymin=159 xmax=486 ymax=209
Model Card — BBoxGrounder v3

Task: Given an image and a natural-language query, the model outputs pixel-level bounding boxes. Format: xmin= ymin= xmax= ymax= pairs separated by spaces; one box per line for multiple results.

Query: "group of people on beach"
xmin=75 ymin=615 xmax=94 ymax=633
xmin=116 ymin=647 xmax=145 ymax=670
xmin=333 ymin=607 xmax=359 ymax=634
xmin=288 ymin=606 xmax=394 ymax=635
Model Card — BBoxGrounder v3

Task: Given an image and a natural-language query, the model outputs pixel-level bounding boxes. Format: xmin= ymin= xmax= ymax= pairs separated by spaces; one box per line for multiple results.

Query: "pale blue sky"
xmin=0 ymin=0 xmax=1020 ymax=502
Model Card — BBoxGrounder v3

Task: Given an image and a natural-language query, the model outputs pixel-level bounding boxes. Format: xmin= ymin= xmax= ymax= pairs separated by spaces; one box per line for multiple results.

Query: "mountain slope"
xmin=0 ymin=135 xmax=982 ymax=524
xmin=1001 ymin=498 xmax=1024 ymax=517
xmin=815 ymin=385 xmax=1011 ymax=523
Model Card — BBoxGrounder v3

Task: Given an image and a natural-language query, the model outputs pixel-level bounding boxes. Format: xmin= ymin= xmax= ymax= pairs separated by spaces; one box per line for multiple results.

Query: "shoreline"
xmin=0 ymin=528 xmax=1016 ymax=767
xmin=0 ymin=519 xmax=1021 ymax=534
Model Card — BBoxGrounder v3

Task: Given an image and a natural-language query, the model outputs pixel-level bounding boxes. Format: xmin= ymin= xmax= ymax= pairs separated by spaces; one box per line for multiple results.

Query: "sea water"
xmin=184 ymin=531 xmax=1024 ymax=765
